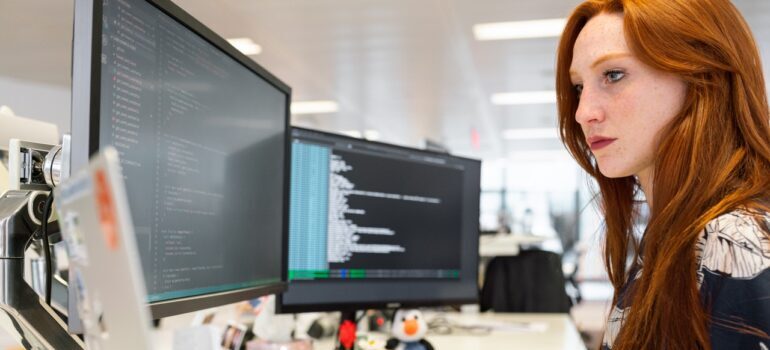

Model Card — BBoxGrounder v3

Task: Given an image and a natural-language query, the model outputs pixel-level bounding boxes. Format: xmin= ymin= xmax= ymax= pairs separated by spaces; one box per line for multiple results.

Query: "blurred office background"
xmin=1 ymin=0 xmax=769 ymax=347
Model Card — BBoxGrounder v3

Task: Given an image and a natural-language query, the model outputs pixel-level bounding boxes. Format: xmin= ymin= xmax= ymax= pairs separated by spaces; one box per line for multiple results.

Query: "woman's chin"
xmin=597 ymin=164 xmax=633 ymax=179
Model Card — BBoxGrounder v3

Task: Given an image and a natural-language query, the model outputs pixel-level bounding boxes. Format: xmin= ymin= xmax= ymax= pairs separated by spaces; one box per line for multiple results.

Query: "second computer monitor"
xmin=278 ymin=128 xmax=481 ymax=313
xmin=71 ymin=0 xmax=290 ymax=320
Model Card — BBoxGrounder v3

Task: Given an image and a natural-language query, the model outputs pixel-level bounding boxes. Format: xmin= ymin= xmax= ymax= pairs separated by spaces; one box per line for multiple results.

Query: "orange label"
xmin=94 ymin=170 xmax=120 ymax=251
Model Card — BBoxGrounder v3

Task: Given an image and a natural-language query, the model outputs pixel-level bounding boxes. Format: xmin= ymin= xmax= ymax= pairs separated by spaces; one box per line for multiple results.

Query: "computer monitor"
xmin=70 ymin=0 xmax=290 ymax=323
xmin=277 ymin=128 xmax=481 ymax=313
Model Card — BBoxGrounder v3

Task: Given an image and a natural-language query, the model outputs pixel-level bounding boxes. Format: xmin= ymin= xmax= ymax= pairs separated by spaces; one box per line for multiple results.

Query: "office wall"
xmin=0 ymin=76 xmax=70 ymax=135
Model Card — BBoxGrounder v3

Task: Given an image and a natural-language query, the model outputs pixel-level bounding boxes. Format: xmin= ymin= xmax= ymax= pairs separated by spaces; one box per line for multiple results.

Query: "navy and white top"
xmin=602 ymin=210 xmax=770 ymax=349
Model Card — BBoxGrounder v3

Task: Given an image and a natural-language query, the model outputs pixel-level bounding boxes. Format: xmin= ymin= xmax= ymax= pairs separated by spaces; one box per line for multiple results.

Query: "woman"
xmin=556 ymin=0 xmax=770 ymax=349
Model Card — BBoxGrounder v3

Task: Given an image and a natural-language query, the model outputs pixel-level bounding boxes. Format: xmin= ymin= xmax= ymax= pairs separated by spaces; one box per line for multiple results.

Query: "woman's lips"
xmin=588 ymin=138 xmax=617 ymax=151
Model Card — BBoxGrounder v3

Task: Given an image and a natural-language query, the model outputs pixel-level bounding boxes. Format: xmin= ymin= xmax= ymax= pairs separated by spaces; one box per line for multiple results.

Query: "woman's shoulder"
xmin=703 ymin=208 xmax=770 ymax=244
xmin=696 ymin=209 xmax=770 ymax=348
xmin=696 ymin=208 xmax=770 ymax=281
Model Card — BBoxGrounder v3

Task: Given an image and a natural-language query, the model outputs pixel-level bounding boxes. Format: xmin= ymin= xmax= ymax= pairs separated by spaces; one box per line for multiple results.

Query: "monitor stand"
xmin=0 ymin=190 xmax=84 ymax=349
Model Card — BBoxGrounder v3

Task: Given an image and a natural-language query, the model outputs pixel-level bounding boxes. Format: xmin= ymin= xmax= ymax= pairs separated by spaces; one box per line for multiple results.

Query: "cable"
xmin=41 ymin=191 xmax=54 ymax=306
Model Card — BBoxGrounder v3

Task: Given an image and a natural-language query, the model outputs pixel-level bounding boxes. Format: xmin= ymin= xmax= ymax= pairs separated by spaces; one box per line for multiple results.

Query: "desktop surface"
xmin=154 ymin=310 xmax=586 ymax=350
xmin=314 ymin=312 xmax=587 ymax=350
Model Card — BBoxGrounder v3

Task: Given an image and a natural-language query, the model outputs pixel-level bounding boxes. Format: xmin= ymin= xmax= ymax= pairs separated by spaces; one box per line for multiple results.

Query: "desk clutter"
xmin=158 ymin=304 xmax=571 ymax=350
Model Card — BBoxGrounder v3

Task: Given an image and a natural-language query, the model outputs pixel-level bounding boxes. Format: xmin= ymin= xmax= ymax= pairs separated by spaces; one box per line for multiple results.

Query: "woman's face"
xmin=569 ymin=13 xmax=687 ymax=180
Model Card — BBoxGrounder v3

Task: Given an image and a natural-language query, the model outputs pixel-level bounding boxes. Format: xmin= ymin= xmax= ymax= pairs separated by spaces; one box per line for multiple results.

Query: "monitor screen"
xmin=71 ymin=0 xmax=289 ymax=320
xmin=278 ymin=128 xmax=481 ymax=313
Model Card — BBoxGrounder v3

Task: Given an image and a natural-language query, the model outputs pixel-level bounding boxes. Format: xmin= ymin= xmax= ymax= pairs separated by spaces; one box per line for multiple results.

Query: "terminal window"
xmin=289 ymin=131 xmax=465 ymax=280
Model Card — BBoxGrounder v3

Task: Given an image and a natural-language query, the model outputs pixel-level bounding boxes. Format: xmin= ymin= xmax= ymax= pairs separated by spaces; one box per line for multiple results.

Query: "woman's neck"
xmin=636 ymin=167 xmax=654 ymax=209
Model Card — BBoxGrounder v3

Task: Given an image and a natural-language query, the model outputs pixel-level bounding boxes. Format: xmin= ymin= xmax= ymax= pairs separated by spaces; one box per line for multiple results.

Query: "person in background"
xmin=556 ymin=0 xmax=770 ymax=349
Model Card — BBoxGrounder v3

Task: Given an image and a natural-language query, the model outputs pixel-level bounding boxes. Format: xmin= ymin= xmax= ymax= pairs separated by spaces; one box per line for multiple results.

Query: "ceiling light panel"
xmin=473 ymin=18 xmax=567 ymax=41
xmin=226 ymin=37 xmax=262 ymax=55
xmin=491 ymin=91 xmax=556 ymax=105
xmin=291 ymin=101 xmax=339 ymax=115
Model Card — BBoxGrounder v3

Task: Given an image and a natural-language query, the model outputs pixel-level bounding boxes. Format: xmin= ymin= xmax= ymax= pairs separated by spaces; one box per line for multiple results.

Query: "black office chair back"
xmin=480 ymin=250 xmax=571 ymax=313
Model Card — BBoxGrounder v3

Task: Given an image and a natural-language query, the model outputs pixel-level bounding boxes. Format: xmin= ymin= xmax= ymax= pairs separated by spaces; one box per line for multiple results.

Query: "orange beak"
xmin=403 ymin=319 xmax=418 ymax=336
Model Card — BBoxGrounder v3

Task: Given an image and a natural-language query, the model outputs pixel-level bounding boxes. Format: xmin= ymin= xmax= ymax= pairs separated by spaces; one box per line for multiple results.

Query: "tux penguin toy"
xmin=385 ymin=309 xmax=434 ymax=350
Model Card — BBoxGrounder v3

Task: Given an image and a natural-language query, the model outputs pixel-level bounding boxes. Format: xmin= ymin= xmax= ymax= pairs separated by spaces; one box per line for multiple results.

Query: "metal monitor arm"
xmin=0 ymin=190 xmax=83 ymax=349
xmin=0 ymin=135 xmax=83 ymax=349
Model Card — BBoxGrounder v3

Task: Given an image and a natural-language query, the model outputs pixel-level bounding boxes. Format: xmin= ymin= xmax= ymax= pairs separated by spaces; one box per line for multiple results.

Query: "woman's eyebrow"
xmin=569 ymin=52 xmax=631 ymax=79
xmin=590 ymin=52 xmax=632 ymax=69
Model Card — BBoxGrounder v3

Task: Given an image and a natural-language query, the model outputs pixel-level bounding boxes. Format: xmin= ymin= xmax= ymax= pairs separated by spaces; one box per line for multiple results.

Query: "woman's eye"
xmin=574 ymin=84 xmax=583 ymax=97
xmin=604 ymin=70 xmax=625 ymax=83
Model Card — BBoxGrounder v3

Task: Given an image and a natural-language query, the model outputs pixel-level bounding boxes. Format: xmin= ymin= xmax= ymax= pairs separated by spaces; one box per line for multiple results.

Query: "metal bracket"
xmin=0 ymin=190 xmax=83 ymax=349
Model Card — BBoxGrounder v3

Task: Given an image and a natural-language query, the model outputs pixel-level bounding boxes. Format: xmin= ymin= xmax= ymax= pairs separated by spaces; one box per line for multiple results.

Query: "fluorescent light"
xmin=291 ymin=101 xmax=339 ymax=115
xmin=473 ymin=18 xmax=566 ymax=41
xmin=226 ymin=38 xmax=262 ymax=55
xmin=341 ymin=130 xmax=362 ymax=138
xmin=339 ymin=130 xmax=378 ymax=139
xmin=491 ymin=90 xmax=556 ymax=105
xmin=502 ymin=128 xmax=559 ymax=140
xmin=364 ymin=130 xmax=380 ymax=141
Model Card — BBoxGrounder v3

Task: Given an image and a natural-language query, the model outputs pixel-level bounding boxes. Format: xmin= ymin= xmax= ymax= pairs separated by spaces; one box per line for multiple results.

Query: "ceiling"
xmin=1 ymin=0 xmax=769 ymax=161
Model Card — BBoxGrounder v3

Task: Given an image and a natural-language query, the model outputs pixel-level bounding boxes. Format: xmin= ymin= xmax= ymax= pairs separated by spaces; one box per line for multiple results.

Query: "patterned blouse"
xmin=602 ymin=210 xmax=770 ymax=349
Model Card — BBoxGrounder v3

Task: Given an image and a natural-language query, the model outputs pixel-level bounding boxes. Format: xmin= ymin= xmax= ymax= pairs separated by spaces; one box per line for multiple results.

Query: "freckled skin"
xmin=569 ymin=13 xmax=688 ymax=200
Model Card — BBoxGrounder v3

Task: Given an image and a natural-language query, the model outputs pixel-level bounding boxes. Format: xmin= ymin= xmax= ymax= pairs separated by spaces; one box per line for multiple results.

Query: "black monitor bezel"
xmin=71 ymin=0 xmax=290 ymax=322
xmin=277 ymin=127 xmax=481 ymax=314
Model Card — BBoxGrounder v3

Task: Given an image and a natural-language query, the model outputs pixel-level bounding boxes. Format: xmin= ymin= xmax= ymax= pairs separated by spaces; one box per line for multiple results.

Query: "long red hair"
xmin=556 ymin=0 xmax=770 ymax=349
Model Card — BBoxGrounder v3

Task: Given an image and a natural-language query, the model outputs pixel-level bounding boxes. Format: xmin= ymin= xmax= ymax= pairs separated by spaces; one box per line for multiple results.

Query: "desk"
xmin=315 ymin=313 xmax=586 ymax=350
xmin=479 ymin=234 xmax=549 ymax=257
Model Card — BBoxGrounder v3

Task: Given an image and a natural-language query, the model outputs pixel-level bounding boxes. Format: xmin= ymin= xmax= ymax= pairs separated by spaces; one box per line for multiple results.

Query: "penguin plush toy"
xmin=385 ymin=309 xmax=434 ymax=350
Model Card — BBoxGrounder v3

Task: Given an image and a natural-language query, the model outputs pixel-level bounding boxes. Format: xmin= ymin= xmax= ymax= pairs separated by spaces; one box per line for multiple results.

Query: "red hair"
xmin=556 ymin=0 xmax=770 ymax=349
